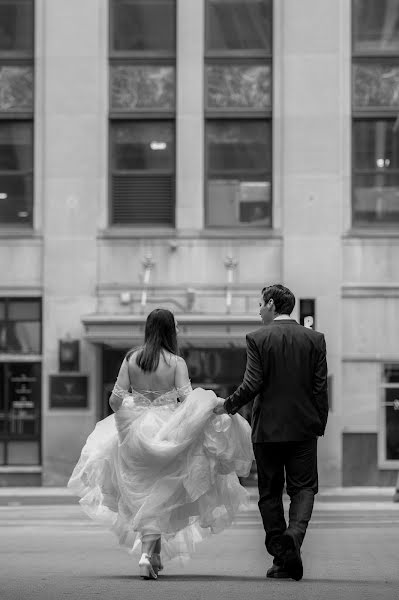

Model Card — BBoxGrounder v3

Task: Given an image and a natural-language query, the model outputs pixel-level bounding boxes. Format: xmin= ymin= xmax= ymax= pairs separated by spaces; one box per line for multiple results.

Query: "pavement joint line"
xmin=0 ymin=486 xmax=396 ymax=496
xmin=1 ymin=500 xmax=398 ymax=509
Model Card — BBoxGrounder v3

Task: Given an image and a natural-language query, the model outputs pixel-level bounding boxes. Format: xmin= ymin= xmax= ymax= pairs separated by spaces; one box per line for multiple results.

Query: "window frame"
xmin=0 ymin=0 xmax=34 ymax=228
xmin=0 ymin=0 xmax=34 ymax=58
xmin=351 ymin=0 xmax=399 ymax=228
xmin=0 ymin=294 xmax=42 ymax=467
xmin=351 ymin=116 xmax=399 ymax=227
xmin=109 ymin=119 xmax=176 ymax=227
xmin=0 ymin=297 xmax=42 ymax=355
xmin=378 ymin=363 xmax=399 ymax=469
xmin=352 ymin=0 xmax=399 ymax=57
xmin=109 ymin=0 xmax=176 ymax=60
xmin=108 ymin=0 xmax=176 ymax=228
xmin=204 ymin=0 xmax=273 ymax=59
xmin=204 ymin=0 xmax=273 ymax=229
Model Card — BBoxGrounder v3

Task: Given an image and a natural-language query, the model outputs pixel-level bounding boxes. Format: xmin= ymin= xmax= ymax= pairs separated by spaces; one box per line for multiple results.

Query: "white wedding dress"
xmin=68 ymin=381 xmax=254 ymax=563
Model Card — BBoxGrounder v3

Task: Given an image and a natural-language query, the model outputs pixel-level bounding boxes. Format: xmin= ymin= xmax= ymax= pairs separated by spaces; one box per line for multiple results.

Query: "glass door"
xmin=0 ymin=362 xmax=41 ymax=465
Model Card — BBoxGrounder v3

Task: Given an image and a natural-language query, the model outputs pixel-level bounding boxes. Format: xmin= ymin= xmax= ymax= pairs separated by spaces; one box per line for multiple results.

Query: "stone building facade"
xmin=0 ymin=0 xmax=398 ymax=486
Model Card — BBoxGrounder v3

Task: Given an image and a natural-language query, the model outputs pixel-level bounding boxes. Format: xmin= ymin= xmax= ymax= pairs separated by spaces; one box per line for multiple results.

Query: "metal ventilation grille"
xmin=112 ymin=174 xmax=175 ymax=225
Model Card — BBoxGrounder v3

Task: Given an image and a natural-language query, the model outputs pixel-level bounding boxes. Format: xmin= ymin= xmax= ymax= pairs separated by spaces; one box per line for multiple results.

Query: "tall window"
xmin=205 ymin=0 xmax=272 ymax=228
xmin=379 ymin=364 xmax=399 ymax=467
xmin=0 ymin=298 xmax=41 ymax=466
xmin=109 ymin=0 xmax=176 ymax=226
xmin=352 ymin=0 xmax=399 ymax=227
xmin=0 ymin=0 xmax=34 ymax=226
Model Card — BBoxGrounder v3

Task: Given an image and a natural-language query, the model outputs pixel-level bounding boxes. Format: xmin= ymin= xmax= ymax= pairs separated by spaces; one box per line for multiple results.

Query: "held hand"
xmin=213 ymin=397 xmax=227 ymax=415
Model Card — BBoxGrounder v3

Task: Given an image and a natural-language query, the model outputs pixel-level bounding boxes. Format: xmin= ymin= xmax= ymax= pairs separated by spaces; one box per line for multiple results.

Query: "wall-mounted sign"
xmin=59 ymin=339 xmax=80 ymax=372
xmin=300 ymin=298 xmax=316 ymax=330
xmin=49 ymin=375 xmax=88 ymax=409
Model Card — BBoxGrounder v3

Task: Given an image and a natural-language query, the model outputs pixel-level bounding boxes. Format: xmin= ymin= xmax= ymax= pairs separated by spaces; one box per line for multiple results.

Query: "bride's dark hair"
xmin=126 ymin=308 xmax=178 ymax=373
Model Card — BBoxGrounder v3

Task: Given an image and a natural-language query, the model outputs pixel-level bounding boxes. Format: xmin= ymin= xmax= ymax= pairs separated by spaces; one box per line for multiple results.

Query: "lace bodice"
xmin=112 ymin=382 xmax=193 ymax=407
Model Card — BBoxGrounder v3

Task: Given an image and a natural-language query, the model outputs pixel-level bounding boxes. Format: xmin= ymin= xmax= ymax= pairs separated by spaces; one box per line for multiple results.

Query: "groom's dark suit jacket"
xmin=224 ymin=319 xmax=329 ymax=443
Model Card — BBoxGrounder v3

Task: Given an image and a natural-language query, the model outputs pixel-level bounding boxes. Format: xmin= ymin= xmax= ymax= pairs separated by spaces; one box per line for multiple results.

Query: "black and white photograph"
xmin=0 ymin=1 xmax=399 ymax=599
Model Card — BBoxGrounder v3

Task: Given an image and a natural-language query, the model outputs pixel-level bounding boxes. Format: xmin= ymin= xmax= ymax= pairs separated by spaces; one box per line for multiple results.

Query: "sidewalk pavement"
xmin=0 ymin=485 xmax=397 ymax=506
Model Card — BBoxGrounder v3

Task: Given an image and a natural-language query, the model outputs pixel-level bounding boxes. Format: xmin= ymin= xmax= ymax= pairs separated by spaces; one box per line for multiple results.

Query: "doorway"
xmin=101 ymin=346 xmax=250 ymax=420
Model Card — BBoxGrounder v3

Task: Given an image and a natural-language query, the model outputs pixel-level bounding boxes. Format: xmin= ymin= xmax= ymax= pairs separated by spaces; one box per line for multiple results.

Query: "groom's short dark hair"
xmin=261 ymin=284 xmax=295 ymax=315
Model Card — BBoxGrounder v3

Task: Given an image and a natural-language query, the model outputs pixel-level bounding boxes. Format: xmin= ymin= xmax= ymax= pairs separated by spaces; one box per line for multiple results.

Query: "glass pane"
xmin=0 ymin=1 xmax=34 ymax=53
xmin=0 ymin=323 xmax=6 ymax=353
xmin=384 ymin=364 xmax=399 ymax=383
xmin=110 ymin=65 xmax=175 ymax=110
xmin=8 ymin=300 xmax=41 ymax=321
xmin=0 ymin=121 xmax=34 ymax=224
xmin=208 ymin=0 xmax=272 ymax=51
xmin=207 ymin=64 xmax=271 ymax=109
xmin=207 ymin=121 xmax=271 ymax=171
xmin=6 ymin=322 xmax=40 ymax=354
xmin=0 ymin=365 xmax=5 ymax=434
xmin=112 ymin=122 xmax=175 ymax=170
xmin=0 ymin=301 xmax=4 ymax=320
xmin=7 ymin=363 xmax=41 ymax=437
xmin=207 ymin=178 xmax=271 ymax=227
xmin=112 ymin=0 xmax=175 ymax=52
xmin=385 ymin=389 xmax=399 ymax=460
xmin=0 ymin=174 xmax=33 ymax=224
xmin=353 ymin=0 xmax=399 ymax=52
xmin=0 ymin=122 xmax=33 ymax=170
xmin=353 ymin=173 xmax=399 ymax=224
xmin=0 ymin=66 xmax=33 ymax=111
xmin=353 ymin=63 xmax=399 ymax=108
xmin=7 ymin=441 xmax=39 ymax=464
xmin=353 ymin=120 xmax=399 ymax=170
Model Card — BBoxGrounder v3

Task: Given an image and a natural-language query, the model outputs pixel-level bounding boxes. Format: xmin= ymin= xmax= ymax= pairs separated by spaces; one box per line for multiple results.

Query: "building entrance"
xmin=101 ymin=346 xmax=249 ymax=420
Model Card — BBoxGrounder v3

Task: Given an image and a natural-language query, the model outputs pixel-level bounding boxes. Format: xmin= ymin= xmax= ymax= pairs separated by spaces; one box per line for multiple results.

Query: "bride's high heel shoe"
xmin=139 ymin=553 xmax=158 ymax=580
xmin=151 ymin=553 xmax=164 ymax=575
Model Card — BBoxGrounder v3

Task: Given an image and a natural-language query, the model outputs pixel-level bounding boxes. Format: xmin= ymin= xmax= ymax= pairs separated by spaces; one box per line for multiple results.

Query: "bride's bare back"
xmin=127 ymin=351 xmax=183 ymax=396
xmin=109 ymin=349 xmax=190 ymax=410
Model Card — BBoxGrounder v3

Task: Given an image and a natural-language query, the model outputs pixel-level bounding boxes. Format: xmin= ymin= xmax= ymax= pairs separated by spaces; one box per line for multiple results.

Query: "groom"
xmin=214 ymin=284 xmax=328 ymax=581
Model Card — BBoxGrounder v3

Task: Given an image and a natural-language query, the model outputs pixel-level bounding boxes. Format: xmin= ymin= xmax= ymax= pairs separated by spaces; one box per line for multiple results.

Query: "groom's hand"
xmin=213 ymin=398 xmax=227 ymax=415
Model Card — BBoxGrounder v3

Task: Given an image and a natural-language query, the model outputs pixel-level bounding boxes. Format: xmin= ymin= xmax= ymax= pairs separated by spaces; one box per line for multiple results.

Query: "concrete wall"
xmin=273 ymin=0 xmax=351 ymax=485
xmin=37 ymin=0 xmax=106 ymax=484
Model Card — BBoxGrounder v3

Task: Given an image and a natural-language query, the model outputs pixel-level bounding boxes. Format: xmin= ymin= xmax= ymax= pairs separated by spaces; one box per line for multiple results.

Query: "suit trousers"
xmin=253 ymin=439 xmax=318 ymax=560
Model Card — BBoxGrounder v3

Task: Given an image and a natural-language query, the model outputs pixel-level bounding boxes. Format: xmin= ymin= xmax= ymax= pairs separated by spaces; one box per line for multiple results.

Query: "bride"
xmin=68 ymin=308 xmax=254 ymax=579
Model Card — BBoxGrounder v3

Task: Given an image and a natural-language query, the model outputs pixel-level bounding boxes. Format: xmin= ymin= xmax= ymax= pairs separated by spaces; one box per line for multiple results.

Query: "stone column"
xmin=277 ymin=0 xmax=350 ymax=484
xmin=39 ymin=0 xmax=107 ymax=484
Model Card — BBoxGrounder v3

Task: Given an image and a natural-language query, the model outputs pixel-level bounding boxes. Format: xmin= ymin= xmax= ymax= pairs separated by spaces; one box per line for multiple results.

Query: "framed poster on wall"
xmin=49 ymin=375 xmax=88 ymax=409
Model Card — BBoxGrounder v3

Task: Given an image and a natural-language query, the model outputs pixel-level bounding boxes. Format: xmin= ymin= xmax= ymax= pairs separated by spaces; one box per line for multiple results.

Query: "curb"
xmin=0 ymin=487 xmax=397 ymax=506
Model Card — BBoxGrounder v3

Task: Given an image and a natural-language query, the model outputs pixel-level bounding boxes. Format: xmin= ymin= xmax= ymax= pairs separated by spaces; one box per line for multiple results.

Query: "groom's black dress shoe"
xmin=266 ymin=564 xmax=290 ymax=579
xmin=275 ymin=531 xmax=303 ymax=581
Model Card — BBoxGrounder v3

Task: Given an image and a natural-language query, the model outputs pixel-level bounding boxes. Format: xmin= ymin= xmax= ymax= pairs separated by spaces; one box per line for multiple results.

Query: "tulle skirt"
xmin=67 ymin=387 xmax=254 ymax=562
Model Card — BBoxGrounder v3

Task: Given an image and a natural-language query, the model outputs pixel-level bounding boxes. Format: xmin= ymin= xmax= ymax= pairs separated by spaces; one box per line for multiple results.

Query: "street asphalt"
xmin=0 ymin=487 xmax=398 ymax=600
